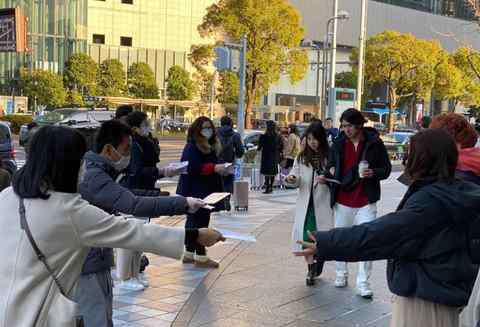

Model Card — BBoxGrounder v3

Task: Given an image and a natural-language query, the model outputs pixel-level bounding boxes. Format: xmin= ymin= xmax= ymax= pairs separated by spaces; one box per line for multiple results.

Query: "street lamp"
xmin=321 ymin=8 xmax=350 ymax=121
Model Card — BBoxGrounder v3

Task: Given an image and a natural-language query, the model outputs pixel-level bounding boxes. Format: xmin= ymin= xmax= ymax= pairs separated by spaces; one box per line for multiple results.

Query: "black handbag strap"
xmin=18 ymin=198 xmax=68 ymax=296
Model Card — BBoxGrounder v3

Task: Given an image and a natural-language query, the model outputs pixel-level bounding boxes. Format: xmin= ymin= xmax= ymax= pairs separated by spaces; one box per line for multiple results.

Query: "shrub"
xmin=0 ymin=115 xmax=33 ymax=134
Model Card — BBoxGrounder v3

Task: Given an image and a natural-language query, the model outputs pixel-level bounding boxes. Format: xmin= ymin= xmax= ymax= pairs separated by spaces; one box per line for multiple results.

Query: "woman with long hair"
xmin=296 ymin=128 xmax=480 ymax=327
xmin=0 ymin=126 xmax=223 ymax=326
xmin=285 ymin=121 xmax=333 ymax=286
xmin=177 ymin=116 xmax=231 ymax=268
xmin=258 ymin=120 xmax=283 ymax=194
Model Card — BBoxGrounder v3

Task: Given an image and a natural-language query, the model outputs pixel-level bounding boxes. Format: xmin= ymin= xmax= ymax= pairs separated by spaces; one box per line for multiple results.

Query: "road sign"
xmin=0 ymin=8 xmax=27 ymax=52
xmin=214 ymin=46 xmax=231 ymax=71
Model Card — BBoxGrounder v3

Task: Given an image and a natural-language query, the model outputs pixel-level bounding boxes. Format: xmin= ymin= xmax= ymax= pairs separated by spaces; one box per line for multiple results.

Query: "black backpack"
xmin=220 ymin=135 xmax=235 ymax=163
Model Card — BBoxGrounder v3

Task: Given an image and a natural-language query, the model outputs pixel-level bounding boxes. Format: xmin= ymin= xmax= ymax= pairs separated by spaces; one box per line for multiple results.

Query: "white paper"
xmin=167 ymin=161 xmax=189 ymax=171
xmin=203 ymin=192 xmax=231 ymax=205
xmin=216 ymin=229 xmax=256 ymax=242
xmin=203 ymin=204 xmax=215 ymax=210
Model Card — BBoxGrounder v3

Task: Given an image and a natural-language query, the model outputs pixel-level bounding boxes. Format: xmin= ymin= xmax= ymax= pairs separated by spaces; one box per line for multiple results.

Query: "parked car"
xmin=0 ymin=121 xmax=17 ymax=175
xmin=243 ymin=129 xmax=263 ymax=150
xmin=19 ymin=109 xmax=114 ymax=147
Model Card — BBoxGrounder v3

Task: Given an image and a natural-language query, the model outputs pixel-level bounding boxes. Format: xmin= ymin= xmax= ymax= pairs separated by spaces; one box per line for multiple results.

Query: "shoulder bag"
xmin=19 ymin=198 xmax=84 ymax=327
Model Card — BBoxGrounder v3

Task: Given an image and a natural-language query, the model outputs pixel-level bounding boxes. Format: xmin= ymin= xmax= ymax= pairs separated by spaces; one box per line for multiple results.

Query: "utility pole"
xmin=210 ymin=71 xmax=216 ymax=120
xmin=315 ymin=48 xmax=321 ymax=118
xmin=356 ymin=0 xmax=368 ymax=111
xmin=327 ymin=0 xmax=339 ymax=125
xmin=237 ymin=35 xmax=247 ymax=138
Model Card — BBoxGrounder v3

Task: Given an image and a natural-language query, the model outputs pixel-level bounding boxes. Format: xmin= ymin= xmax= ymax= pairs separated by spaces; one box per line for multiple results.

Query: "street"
xmin=111 ymin=173 xmax=407 ymax=327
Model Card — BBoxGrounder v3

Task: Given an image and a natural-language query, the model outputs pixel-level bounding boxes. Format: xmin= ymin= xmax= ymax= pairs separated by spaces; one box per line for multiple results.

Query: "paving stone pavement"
xmin=112 ymin=173 xmax=406 ymax=326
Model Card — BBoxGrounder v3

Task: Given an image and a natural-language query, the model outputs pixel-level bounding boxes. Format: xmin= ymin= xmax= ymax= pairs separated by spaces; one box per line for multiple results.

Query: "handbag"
xmin=18 ymin=198 xmax=84 ymax=327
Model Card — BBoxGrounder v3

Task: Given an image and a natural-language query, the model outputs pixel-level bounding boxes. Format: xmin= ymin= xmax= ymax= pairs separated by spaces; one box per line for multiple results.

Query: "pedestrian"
xmin=324 ymin=117 xmax=339 ymax=141
xmin=258 ymin=120 xmax=283 ymax=194
xmin=427 ymin=113 xmax=480 ymax=327
xmin=296 ymin=128 xmax=480 ymax=327
xmin=217 ymin=116 xmax=245 ymax=204
xmin=284 ymin=124 xmax=301 ymax=171
xmin=285 ymin=121 xmax=333 ymax=286
xmin=328 ymin=108 xmax=391 ymax=298
xmin=177 ymin=116 xmax=231 ymax=268
xmin=75 ymin=120 xmax=213 ymax=327
xmin=0 ymin=125 xmax=224 ymax=326
xmin=111 ymin=111 xmax=177 ymax=291
xmin=115 ymin=104 xmax=133 ymax=125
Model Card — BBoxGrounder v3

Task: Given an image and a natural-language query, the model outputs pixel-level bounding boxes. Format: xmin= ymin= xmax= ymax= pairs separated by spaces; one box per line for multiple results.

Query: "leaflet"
xmin=167 ymin=161 xmax=189 ymax=173
xmin=216 ymin=229 xmax=257 ymax=242
xmin=203 ymin=192 xmax=231 ymax=205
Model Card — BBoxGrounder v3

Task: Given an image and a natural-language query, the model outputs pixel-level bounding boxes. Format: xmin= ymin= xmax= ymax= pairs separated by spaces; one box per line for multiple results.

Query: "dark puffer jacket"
xmin=314 ymin=179 xmax=480 ymax=307
xmin=328 ymin=128 xmax=391 ymax=207
xmin=78 ymin=151 xmax=188 ymax=274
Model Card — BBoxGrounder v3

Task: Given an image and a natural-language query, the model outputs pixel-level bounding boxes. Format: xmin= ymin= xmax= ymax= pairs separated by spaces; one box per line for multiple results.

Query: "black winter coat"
xmin=328 ymin=128 xmax=391 ymax=207
xmin=258 ymin=133 xmax=283 ymax=176
xmin=124 ymin=134 xmax=161 ymax=190
xmin=314 ymin=179 xmax=480 ymax=307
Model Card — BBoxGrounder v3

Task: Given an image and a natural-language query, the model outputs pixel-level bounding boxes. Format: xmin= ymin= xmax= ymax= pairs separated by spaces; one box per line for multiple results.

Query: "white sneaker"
xmin=334 ymin=275 xmax=348 ymax=288
xmin=356 ymin=283 xmax=373 ymax=298
xmin=138 ymin=273 xmax=149 ymax=288
xmin=117 ymin=278 xmax=145 ymax=291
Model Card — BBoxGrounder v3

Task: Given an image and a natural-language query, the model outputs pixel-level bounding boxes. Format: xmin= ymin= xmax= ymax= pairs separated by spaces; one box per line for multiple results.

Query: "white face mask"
xmin=201 ymin=128 xmax=213 ymax=139
xmin=111 ymin=147 xmax=131 ymax=172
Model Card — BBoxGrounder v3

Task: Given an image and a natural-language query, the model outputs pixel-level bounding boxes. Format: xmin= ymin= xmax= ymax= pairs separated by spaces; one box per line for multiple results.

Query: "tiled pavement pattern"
xmin=113 ymin=173 xmax=406 ymax=326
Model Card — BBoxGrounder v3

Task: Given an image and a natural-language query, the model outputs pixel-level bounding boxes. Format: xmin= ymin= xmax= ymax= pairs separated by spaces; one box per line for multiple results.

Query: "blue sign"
xmin=214 ymin=47 xmax=231 ymax=71
xmin=6 ymin=99 xmax=13 ymax=114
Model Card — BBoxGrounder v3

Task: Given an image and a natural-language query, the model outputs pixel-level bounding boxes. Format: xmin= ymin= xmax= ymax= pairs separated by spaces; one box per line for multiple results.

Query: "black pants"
xmin=264 ymin=175 xmax=275 ymax=189
xmin=185 ymin=209 xmax=211 ymax=255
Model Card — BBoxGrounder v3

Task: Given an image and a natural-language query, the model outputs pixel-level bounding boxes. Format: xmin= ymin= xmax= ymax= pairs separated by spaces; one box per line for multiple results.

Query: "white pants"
xmin=116 ymin=217 xmax=146 ymax=281
xmin=334 ymin=203 xmax=377 ymax=286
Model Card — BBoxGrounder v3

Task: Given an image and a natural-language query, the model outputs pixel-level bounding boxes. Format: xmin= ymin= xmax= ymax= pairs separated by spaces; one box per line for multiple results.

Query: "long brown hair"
xmin=187 ymin=116 xmax=221 ymax=154
xmin=298 ymin=121 xmax=329 ymax=169
xmin=405 ymin=129 xmax=458 ymax=182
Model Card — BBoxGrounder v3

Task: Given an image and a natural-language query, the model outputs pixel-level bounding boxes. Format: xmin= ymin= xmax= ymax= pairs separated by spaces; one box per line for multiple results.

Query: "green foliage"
xmin=97 ymin=59 xmax=126 ymax=96
xmin=452 ymin=47 xmax=480 ymax=107
xmin=128 ymin=63 xmax=159 ymax=99
xmin=66 ymin=90 xmax=85 ymax=107
xmin=64 ymin=53 xmax=98 ymax=95
xmin=189 ymin=45 xmax=215 ymax=72
xmin=335 ymin=71 xmax=357 ymax=89
xmin=166 ymin=65 xmax=195 ymax=101
xmin=19 ymin=69 xmax=67 ymax=109
xmin=199 ymin=0 xmax=308 ymax=125
xmin=1 ymin=115 xmax=33 ymax=134
xmin=218 ymin=71 xmax=239 ymax=104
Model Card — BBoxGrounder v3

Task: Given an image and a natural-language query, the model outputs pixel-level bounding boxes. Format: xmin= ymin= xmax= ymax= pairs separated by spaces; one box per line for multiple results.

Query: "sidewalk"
xmin=112 ymin=173 xmax=406 ymax=327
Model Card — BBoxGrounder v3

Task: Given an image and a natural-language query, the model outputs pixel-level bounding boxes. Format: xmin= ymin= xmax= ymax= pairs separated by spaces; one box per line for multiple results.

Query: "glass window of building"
xmin=92 ymin=34 xmax=105 ymax=44
xmin=120 ymin=37 xmax=133 ymax=47
xmin=373 ymin=0 xmax=480 ymax=20
xmin=121 ymin=0 xmax=133 ymax=4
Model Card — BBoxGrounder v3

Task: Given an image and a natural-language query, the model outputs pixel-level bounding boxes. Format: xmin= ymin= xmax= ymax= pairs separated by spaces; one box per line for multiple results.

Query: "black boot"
xmin=263 ymin=177 xmax=273 ymax=194
xmin=306 ymin=264 xmax=316 ymax=286
xmin=313 ymin=259 xmax=324 ymax=278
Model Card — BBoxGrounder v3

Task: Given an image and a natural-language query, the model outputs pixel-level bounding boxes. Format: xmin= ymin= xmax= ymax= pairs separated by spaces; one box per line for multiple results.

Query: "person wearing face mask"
xmin=177 ymin=116 xmax=232 ymax=268
xmin=75 ymin=120 xmax=214 ymax=327
xmin=114 ymin=111 xmax=176 ymax=290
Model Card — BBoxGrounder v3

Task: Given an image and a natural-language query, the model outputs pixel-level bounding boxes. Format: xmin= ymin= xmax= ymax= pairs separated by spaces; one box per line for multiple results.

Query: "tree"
xmin=452 ymin=47 xmax=480 ymax=108
xmin=362 ymin=31 xmax=445 ymax=131
xmin=218 ymin=71 xmax=239 ymax=104
xmin=19 ymin=69 xmax=66 ymax=109
xmin=433 ymin=58 xmax=467 ymax=112
xmin=166 ymin=65 xmax=195 ymax=101
xmin=335 ymin=71 xmax=357 ymax=89
xmin=128 ymin=63 xmax=159 ymax=99
xmin=65 ymin=90 xmax=85 ymax=107
xmin=97 ymin=59 xmax=126 ymax=97
xmin=188 ymin=44 xmax=216 ymax=103
xmin=199 ymin=0 xmax=309 ymax=127
xmin=63 ymin=53 xmax=98 ymax=95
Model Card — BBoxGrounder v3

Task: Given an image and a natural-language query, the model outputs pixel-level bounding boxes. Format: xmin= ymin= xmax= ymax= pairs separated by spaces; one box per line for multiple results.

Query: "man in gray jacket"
xmin=75 ymin=120 xmax=205 ymax=327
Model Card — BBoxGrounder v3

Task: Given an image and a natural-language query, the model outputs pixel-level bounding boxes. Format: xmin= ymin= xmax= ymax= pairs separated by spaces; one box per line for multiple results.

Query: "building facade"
xmin=262 ymin=0 xmax=480 ymax=123
xmin=0 ymin=0 xmax=88 ymax=84
xmin=87 ymin=0 xmax=215 ymax=94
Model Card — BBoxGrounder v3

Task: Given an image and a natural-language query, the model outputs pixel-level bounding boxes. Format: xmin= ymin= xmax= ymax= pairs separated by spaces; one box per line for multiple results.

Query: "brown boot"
xmin=195 ymin=256 xmax=220 ymax=269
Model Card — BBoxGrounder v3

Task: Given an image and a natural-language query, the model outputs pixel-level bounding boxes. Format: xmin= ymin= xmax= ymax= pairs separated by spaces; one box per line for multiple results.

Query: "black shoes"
xmin=306 ymin=260 xmax=324 ymax=287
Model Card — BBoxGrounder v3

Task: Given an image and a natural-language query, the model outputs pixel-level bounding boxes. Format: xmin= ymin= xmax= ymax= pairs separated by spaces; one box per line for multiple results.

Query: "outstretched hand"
xmin=293 ymin=231 xmax=318 ymax=257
